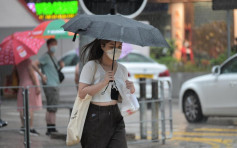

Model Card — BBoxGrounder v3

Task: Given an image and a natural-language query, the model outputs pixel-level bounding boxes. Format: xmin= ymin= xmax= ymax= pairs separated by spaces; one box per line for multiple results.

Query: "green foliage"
xmin=151 ymin=53 xmax=210 ymax=72
xmin=192 ymin=21 xmax=233 ymax=58
xmin=210 ymin=52 xmax=236 ymax=66
xmin=150 ymin=38 xmax=209 ymax=72
xmin=150 ymin=39 xmax=176 ymax=59
xmin=210 ymin=53 xmax=227 ymax=66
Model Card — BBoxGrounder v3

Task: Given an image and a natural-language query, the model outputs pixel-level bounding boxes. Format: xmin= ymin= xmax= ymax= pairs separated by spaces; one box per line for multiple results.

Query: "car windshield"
xmin=118 ymin=53 xmax=154 ymax=63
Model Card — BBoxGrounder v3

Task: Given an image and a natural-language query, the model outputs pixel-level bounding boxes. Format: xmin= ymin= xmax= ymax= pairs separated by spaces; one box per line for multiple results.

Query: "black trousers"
xmin=81 ymin=103 xmax=128 ymax=148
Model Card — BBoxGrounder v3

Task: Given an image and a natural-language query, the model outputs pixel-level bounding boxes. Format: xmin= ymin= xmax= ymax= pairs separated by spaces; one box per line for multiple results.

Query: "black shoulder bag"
xmin=48 ymin=54 xmax=65 ymax=83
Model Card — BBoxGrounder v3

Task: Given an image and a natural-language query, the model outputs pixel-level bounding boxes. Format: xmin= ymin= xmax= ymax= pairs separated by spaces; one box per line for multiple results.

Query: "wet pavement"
xmin=0 ymin=99 xmax=237 ymax=148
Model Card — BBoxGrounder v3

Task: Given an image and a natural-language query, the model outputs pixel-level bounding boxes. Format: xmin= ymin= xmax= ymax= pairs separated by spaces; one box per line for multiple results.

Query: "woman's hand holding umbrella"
xmin=104 ymin=71 xmax=115 ymax=84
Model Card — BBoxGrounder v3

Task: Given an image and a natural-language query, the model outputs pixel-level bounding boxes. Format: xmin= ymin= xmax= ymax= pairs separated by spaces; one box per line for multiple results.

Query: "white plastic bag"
xmin=120 ymin=92 xmax=140 ymax=117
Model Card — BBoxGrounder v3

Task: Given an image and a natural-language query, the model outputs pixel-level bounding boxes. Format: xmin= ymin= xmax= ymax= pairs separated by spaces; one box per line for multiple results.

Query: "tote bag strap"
xmin=92 ymin=60 xmax=98 ymax=83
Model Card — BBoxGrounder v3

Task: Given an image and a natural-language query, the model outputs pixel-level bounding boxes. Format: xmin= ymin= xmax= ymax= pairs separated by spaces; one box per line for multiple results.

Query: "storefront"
xmin=151 ymin=0 xmax=237 ymax=60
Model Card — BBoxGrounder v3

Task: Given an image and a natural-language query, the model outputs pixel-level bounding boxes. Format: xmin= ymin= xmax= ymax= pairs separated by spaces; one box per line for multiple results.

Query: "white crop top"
xmin=79 ymin=60 xmax=129 ymax=102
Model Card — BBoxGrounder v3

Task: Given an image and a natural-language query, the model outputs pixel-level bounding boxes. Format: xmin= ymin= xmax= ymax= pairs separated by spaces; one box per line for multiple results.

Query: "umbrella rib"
xmin=136 ymin=27 xmax=145 ymax=46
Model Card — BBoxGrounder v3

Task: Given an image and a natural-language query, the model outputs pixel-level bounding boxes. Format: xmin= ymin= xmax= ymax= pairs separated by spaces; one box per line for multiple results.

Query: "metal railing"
xmin=130 ymin=79 xmax=173 ymax=144
xmin=0 ymin=79 xmax=173 ymax=148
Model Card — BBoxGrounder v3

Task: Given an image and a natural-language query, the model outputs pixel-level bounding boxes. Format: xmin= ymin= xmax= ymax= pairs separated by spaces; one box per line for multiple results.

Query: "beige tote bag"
xmin=66 ymin=61 xmax=97 ymax=146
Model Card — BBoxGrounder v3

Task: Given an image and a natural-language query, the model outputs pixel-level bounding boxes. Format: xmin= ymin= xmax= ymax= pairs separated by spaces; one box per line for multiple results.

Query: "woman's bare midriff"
xmin=91 ymin=100 xmax=117 ymax=106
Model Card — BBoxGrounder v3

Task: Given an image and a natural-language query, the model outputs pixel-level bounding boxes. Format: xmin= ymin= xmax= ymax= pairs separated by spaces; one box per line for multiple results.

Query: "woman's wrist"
xmin=101 ymin=80 xmax=109 ymax=86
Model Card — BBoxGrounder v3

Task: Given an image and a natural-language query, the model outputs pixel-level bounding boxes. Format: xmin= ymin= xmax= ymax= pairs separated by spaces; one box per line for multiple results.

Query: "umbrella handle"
xmin=72 ymin=30 xmax=79 ymax=42
xmin=72 ymin=33 xmax=77 ymax=42
xmin=110 ymin=41 xmax=116 ymax=83
xmin=111 ymin=41 xmax=116 ymax=70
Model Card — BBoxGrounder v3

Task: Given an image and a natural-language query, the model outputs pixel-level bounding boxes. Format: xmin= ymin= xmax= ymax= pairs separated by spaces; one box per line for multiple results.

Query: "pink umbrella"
xmin=120 ymin=43 xmax=133 ymax=59
xmin=0 ymin=31 xmax=45 ymax=65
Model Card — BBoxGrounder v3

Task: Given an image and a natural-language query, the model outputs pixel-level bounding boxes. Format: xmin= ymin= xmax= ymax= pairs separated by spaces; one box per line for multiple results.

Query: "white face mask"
xmin=106 ymin=48 xmax=122 ymax=60
xmin=50 ymin=45 xmax=57 ymax=53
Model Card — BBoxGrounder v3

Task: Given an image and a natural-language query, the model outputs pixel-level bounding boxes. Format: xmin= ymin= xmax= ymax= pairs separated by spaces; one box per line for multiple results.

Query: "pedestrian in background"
xmin=16 ymin=59 xmax=42 ymax=136
xmin=78 ymin=39 xmax=135 ymax=148
xmin=181 ymin=40 xmax=194 ymax=63
xmin=33 ymin=38 xmax=64 ymax=136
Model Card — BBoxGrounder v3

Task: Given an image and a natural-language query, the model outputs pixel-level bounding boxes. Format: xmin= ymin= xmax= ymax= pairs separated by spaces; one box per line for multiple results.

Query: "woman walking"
xmin=78 ymin=39 xmax=135 ymax=148
xmin=16 ymin=59 xmax=42 ymax=136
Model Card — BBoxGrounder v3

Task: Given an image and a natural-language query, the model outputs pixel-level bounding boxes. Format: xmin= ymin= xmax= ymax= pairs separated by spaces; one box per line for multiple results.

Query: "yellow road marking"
xmin=172 ymin=137 xmax=221 ymax=148
xmin=174 ymin=131 xmax=237 ymax=137
xmin=135 ymin=135 xmax=151 ymax=140
xmin=194 ymin=128 xmax=237 ymax=132
xmin=147 ymin=131 xmax=237 ymax=137
xmin=137 ymin=131 xmax=234 ymax=147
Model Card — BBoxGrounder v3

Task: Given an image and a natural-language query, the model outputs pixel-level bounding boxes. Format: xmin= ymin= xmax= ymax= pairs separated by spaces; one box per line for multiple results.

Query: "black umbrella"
xmin=63 ymin=14 xmax=168 ymax=99
xmin=62 ymin=14 xmax=169 ymax=48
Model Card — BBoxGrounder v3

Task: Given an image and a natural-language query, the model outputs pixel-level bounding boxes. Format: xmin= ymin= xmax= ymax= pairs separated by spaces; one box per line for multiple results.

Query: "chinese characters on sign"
xmin=26 ymin=0 xmax=78 ymax=20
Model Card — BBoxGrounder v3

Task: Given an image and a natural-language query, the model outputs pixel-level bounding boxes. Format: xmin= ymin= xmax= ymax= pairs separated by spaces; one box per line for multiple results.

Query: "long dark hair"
xmin=80 ymin=39 xmax=110 ymax=64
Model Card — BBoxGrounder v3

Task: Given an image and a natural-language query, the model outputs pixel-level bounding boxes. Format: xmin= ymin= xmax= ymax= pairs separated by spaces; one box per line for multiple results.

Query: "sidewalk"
xmin=0 ymin=130 xmax=176 ymax=148
xmin=0 ymin=99 xmax=176 ymax=148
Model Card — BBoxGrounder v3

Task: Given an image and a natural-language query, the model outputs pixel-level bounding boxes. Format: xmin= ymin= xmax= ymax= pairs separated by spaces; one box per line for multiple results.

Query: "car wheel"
xmin=183 ymin=92 xmax=204 ymax=123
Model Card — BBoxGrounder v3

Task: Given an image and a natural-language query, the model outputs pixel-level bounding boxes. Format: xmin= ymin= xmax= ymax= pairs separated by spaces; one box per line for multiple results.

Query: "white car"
xmin=179 ymin=54 xmax=237 ymax=123
xmin=60 ymin=50 xmax=172 ymax=99
xmin=117 ymin=51 xmax=172 ymax=98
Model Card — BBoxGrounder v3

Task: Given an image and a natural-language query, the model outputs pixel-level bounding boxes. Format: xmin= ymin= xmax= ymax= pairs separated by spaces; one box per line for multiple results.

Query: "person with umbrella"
xmin=78 ymin=39 xmax=135 ymax=148
xmin=62 ymin=14 xmax=169 ymax=147
xmin=0 ymin=31 xmax=45 ymax=135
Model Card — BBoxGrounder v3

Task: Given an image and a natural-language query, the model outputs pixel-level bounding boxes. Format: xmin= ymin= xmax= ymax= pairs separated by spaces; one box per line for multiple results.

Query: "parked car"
xmin=58 ymin=49 xmax=79 ymax=98
xmin=60 ymin=49 xmax=172 ymax=98
xmin=179 ymin=54 xmax=237 ymax=123
xmin=117 ymin=51 xmax=172 ymax=98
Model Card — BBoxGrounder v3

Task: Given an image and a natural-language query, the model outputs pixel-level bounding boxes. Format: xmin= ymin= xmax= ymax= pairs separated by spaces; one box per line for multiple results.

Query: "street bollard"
xmin=168 ymin=81 xmax=173 ymax=138
xmin=151 ymin=80 xmax=159 ymax=141
xmin=139 ymin=78 xmax=147 ymax=139
xmin=160 ymin=81 xmax=166 ymax=144
xmin=23 ymin=88 xmax=30 ymax=148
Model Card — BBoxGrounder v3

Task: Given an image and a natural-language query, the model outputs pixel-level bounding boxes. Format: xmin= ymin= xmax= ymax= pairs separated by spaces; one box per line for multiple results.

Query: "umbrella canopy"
xmin=0 ymin=31 xmax=45 ymax=65
xmin=62 ymin=14 xmax=169 ymax=47
xmin=32 ymin=19 xmax=75 ymax=39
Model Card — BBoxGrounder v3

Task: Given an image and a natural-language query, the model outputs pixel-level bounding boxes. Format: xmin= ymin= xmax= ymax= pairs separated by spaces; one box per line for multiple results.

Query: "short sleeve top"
xmin=39 ymin=52 xmax=60 ymax=86
xmin=79 ymin=60 xmax=129 ymax=102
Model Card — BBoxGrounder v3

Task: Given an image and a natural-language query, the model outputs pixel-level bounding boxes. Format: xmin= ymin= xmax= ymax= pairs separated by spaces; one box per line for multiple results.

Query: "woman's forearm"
xmin=28 ymin=65 xmax=37 ymax=86
xmin=79 ymin=81 xmax=108 ymax=99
